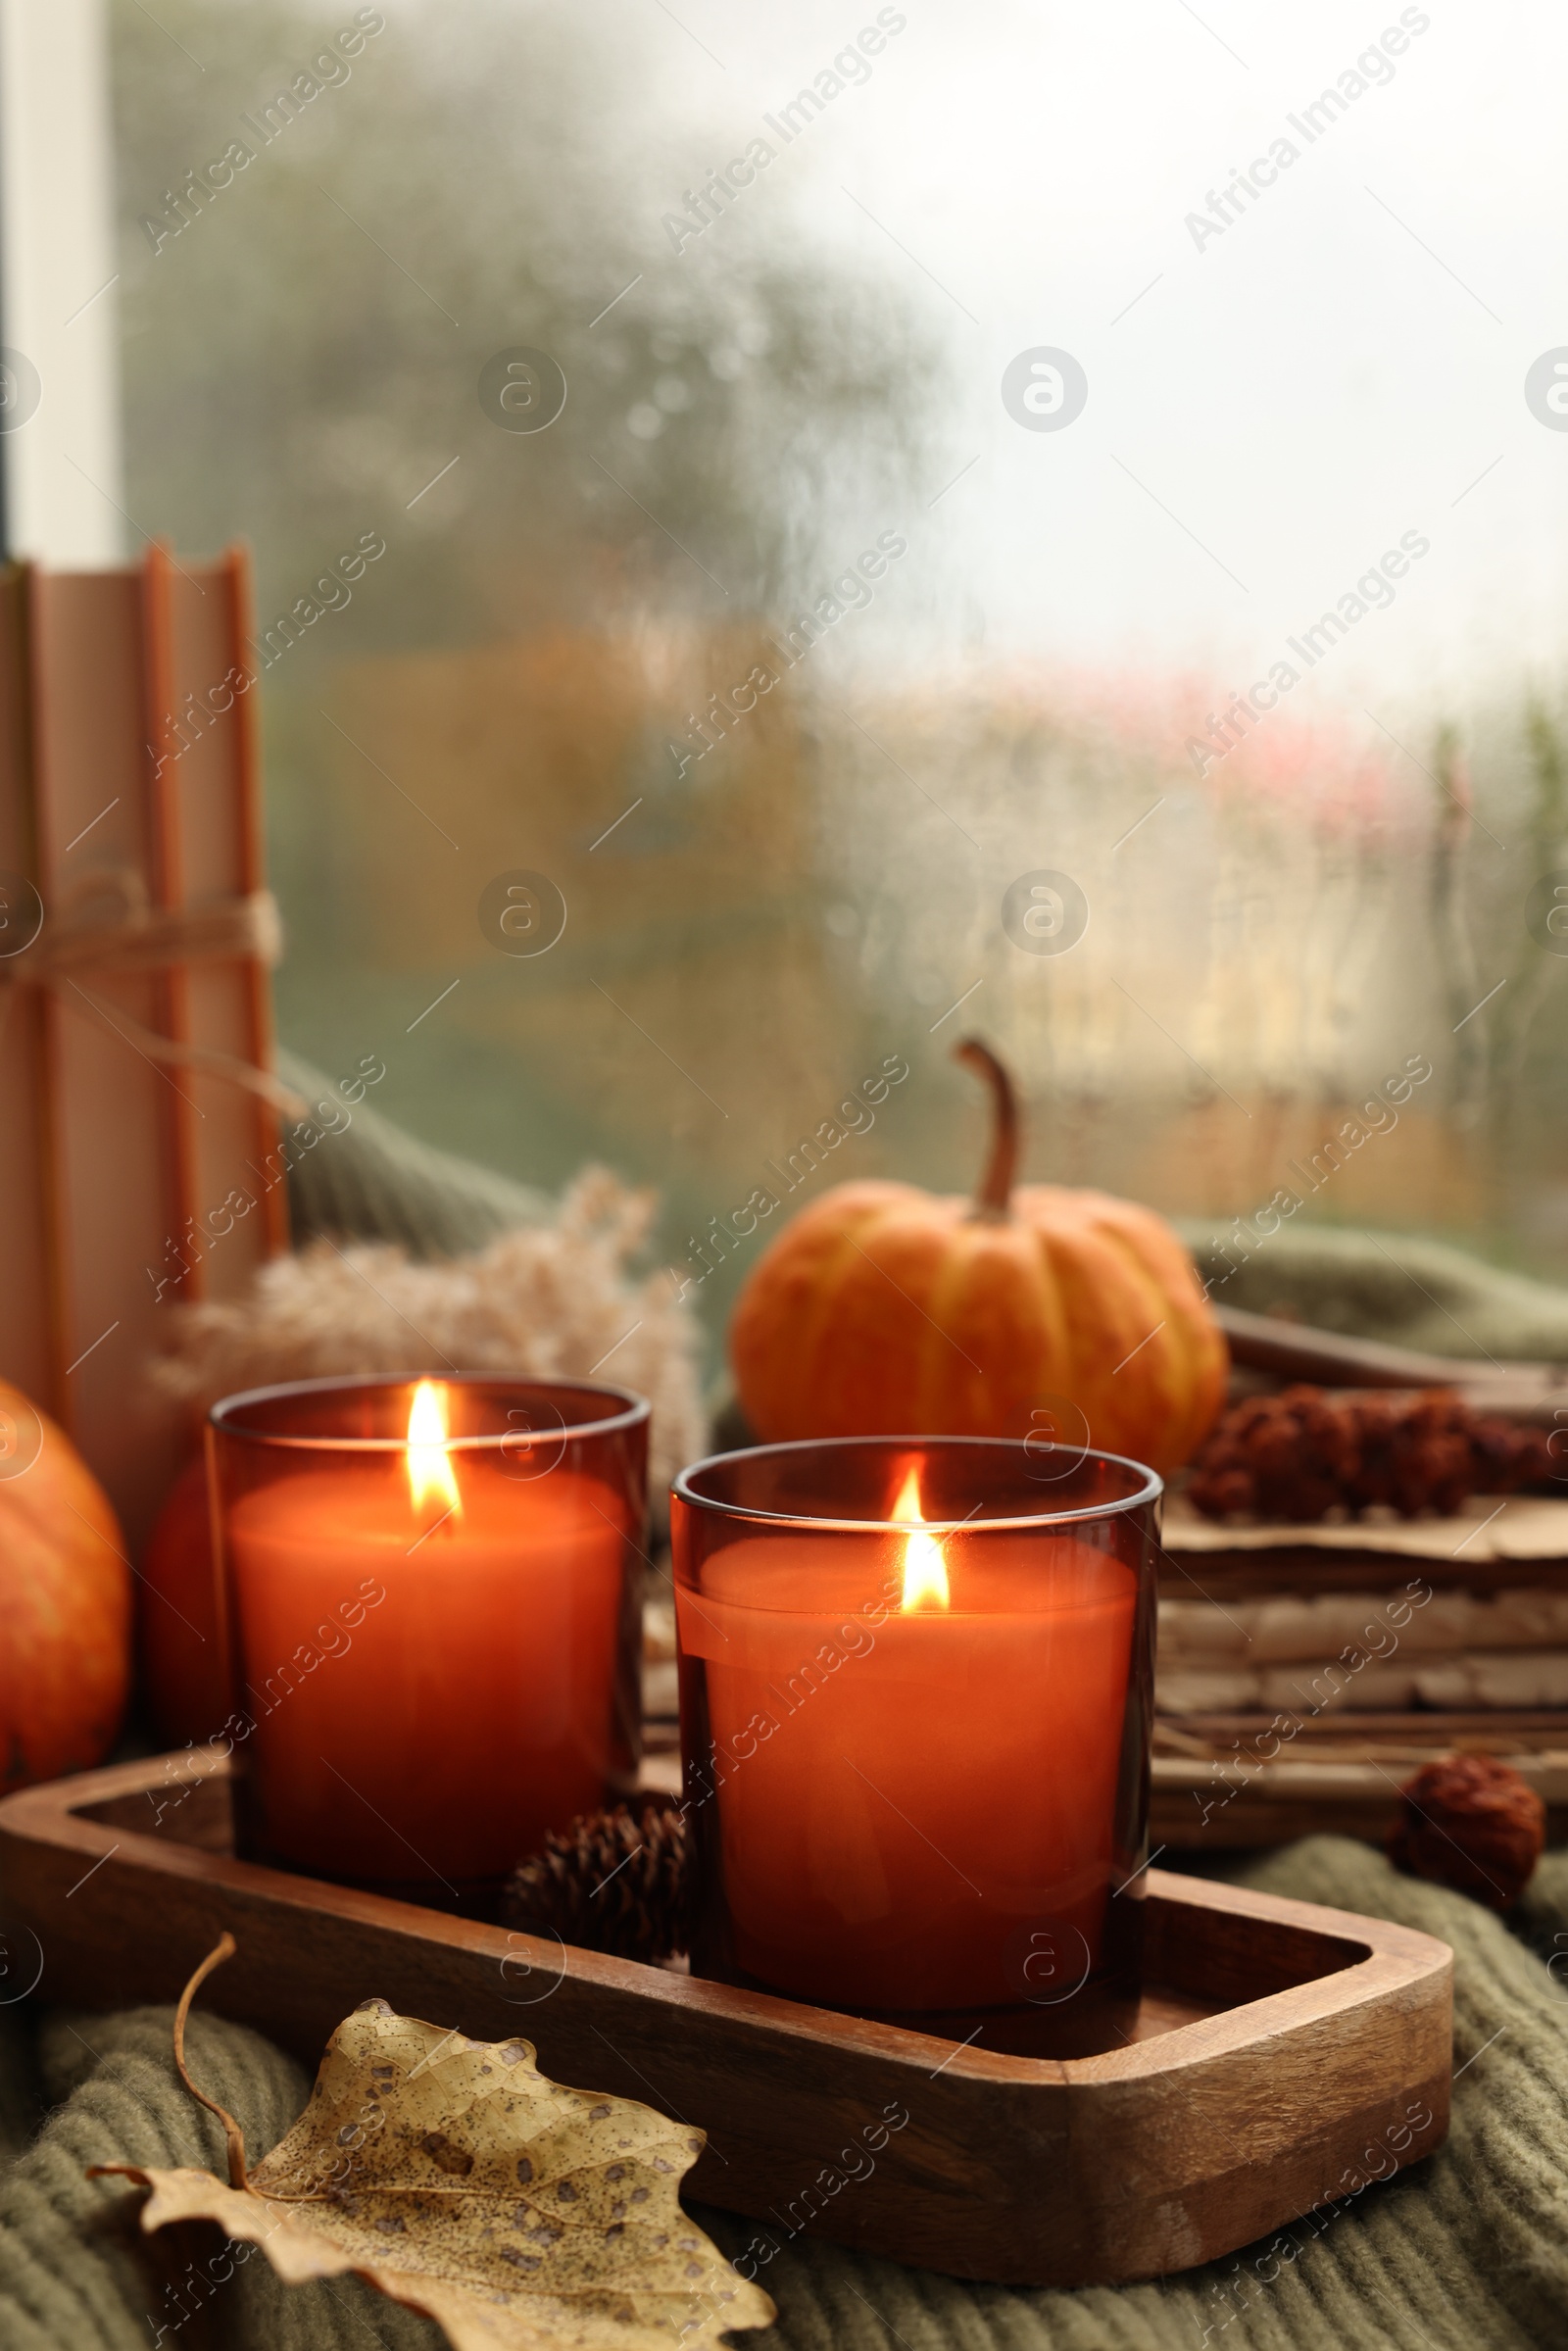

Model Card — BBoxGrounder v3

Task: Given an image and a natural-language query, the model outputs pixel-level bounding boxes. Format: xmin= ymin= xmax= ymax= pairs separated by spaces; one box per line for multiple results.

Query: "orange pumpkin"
xmin=0 ymin=1380 xmax=132 ymax=1790
xmin=729 ymin=1040 xmax=1228 ymax=1474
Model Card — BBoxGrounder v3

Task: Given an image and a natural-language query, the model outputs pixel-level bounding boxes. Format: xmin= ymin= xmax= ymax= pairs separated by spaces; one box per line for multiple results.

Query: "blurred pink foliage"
xmin=947 ymin=662 xmax=1428 ymax=843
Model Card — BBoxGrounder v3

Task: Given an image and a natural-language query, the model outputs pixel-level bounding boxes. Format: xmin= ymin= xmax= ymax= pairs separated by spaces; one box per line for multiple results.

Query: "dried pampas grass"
xmin=154 ymin=1169 xmax=705 ymax=1505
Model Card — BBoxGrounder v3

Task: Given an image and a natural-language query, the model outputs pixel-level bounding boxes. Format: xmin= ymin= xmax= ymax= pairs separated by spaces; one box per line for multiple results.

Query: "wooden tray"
xmin=0 ymin=1752 xmax=1453 ymax=2288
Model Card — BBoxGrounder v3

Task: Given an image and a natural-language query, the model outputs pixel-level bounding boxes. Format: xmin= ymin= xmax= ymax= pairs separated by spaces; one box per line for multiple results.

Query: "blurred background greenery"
xmin=109 ymin=0 xmax=1568 ymax=1364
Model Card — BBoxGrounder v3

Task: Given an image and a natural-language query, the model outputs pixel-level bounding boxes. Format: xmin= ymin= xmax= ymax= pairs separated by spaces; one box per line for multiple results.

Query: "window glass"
xmin=112 ymin=1 xmax=1568 ymax=1343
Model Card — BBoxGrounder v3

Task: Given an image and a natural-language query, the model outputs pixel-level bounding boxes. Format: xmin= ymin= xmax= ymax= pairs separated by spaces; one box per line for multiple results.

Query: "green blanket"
xmin=1179 ymin=1219 xmax=1568 ymax=1363
xmin=4 ymin=1837 xmax=1568 ymax=2351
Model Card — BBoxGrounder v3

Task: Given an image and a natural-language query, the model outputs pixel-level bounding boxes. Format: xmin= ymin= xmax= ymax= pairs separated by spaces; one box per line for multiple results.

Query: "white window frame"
xmin=0 ymin=0 xmax=122 ymax=564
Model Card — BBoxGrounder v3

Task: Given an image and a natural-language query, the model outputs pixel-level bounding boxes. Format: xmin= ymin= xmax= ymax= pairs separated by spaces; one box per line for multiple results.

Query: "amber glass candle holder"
xmin=671 ymin=1436 xmax=1159 ymax=2056
xmin=209 ymin=1374 xmax=649 ymax=1911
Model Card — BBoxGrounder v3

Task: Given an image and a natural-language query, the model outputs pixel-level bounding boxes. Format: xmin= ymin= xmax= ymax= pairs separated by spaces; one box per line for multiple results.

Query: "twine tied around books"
xmin=0 ymin=868 xmax=307 ymax=1116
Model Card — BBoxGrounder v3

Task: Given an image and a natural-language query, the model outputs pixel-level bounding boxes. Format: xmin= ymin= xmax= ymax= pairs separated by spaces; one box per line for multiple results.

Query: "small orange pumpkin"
xmin=0 ymin=1380 xmax=132 ymax=1790
xmin=729 ymin=1040 xmax=1228 ymax=1475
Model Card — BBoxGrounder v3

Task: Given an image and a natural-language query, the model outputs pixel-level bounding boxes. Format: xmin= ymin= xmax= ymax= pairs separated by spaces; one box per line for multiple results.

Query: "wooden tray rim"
xmin=0 ymin=1753 xmax=1453 ymax=2087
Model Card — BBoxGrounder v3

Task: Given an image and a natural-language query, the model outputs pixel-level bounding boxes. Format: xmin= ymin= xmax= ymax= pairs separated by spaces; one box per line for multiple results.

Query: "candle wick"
xmin=406 ymin=1500 xmax=460 ymax=1555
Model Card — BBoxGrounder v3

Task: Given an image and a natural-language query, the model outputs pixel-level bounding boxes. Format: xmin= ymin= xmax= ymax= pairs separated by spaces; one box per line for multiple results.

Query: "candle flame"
xmin=894 ymin=1466 xmax=949 ymax=1611
xmin=406 ymin=1379 xmax=463 ymax=1519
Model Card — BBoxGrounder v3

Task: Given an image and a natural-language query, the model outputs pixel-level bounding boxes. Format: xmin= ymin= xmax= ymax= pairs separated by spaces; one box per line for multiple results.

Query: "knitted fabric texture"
xmin=1179 ymin=1216 xmax=1568 ymax=1362
xmin=0 ymin=2006 xmax=438 ymax=2350
xmin=5 ymin=1837 xmax=1568 ymax=2350
xmin=276 ymin=1051 xmax=553 ymax=1263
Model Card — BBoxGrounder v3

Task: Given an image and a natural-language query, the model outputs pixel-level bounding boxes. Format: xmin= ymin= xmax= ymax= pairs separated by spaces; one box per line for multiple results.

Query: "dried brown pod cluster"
xmin=1387 ymin=1754 xmax=1546 ymax=1910
xmin=504 ymin=1803 xmax=694 ymax=1965
xmin=1187 ymin=1386 xmax=1556 ymax=1523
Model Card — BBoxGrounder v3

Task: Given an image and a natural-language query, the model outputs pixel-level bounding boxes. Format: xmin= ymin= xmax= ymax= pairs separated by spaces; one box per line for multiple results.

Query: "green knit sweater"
xmin=4 ymin=1837 xmax=1567 ymax=2351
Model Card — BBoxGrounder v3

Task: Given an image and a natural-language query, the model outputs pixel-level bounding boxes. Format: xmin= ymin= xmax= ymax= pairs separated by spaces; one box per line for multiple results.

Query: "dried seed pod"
xmin=1187 ymin=1385 xmax=1556 ymax=1523
xmin=1387 ymin=1754 xmax=1545 ymax=1910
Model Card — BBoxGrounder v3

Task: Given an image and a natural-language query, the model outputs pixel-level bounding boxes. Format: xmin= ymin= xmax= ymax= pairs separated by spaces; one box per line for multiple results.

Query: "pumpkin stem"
xmin=955 ymin=1037 xmax=1018 ymax=1220
xmin=172 ymin=1933 xmax=250 ymax=2189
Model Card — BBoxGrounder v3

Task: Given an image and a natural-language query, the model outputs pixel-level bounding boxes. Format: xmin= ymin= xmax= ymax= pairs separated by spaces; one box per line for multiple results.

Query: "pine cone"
xmin=1387 ymin=1754 xmax=1545 ymax=1910
xmin=1187 ymin=1385 xmax=1557 ymax=1523
xmin=503 ymin=1804 xmax=694 ymax=1963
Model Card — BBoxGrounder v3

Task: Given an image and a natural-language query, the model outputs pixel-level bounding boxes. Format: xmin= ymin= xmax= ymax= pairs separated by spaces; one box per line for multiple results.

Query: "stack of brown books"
xmin=0 ymin=547 xmax=288 ymax=1543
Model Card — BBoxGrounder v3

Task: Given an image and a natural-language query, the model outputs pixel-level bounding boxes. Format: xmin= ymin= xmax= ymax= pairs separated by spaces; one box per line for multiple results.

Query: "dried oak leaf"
xmin=91 ymin=1936 xmax=774 ymax=2351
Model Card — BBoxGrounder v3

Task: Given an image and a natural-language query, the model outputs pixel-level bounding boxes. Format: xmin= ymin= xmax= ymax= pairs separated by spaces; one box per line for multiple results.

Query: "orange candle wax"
xmin=229 ymin=1466 xmax=626 ymax=1886
xmin=679 ymin=1534 xmax=1135 ymax=2011
xmin=215 ymin=1379 xmax=647 ymax=1897
xmin=673 ymin=1444 xmax=1158 ymax=2028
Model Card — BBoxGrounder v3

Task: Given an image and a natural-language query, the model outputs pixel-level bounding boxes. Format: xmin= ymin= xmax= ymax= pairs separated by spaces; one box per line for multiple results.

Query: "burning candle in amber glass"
xmin=671 ymin=1437 xmax=1159 ymax=2055
xmin=209 ymin=1375 xmax=648 ymax=1908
